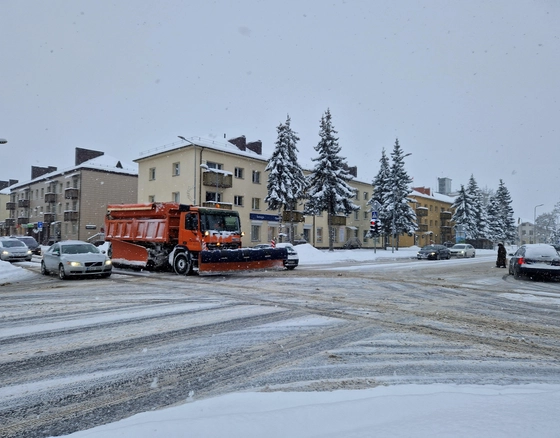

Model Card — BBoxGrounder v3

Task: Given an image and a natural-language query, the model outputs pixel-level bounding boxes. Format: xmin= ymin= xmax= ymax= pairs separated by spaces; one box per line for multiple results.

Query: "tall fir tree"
xmin=466 ymin=174 xmax=487 ymax=241
xmin=451 ymin=184 xmax=476 ymax=240
xmin=265 ymin=115 xmax=307 ymax=242
xmin=385 ymin=138 xmax=417 ymax=250
xmin=486 ymin=179 xmax=516 ymax=243
xmin=304 ymin=109 xmax=359 ymax=251
xmin=368 ymin=148 xmax=391 ymax=246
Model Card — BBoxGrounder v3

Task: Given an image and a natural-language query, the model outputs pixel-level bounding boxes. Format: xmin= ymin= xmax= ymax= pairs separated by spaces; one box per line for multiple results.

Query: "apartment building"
xmin=3 ymin=148 xmax=137 ymax=243
xmin=410 ymin=187 xmax=455 ymax=247
xmin=135 ymin=136 xmax=456 ymax=249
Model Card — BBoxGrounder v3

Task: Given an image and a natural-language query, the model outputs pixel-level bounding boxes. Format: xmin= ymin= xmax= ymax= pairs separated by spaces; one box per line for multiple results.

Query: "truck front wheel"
xmin=174 ymin=252 xmax=192 ymax=275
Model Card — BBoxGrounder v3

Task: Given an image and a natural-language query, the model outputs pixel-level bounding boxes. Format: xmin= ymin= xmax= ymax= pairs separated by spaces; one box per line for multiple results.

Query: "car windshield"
xmin=525 ymin=246 xmax=558 ymax=258
xmin=2 ymin=240 xmax=26 ymax=248
xmin=421 ymin=245 xmax=437 ymax=250
xmin=61 ymin=244 xmax=99 ymax=255
xmin=453 ymin=245 xmax=465 ymax=249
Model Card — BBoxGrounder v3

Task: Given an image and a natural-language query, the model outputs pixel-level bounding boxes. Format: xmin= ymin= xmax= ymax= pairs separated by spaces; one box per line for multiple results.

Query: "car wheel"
xmin=435 ymin=254 xmax=439 ymax=260
xmin=286 ymin=266 xmax=296 ymax=270
xmin=40 ymin=261 xmax=49 ymax=275
xmin=58 ymin=264 xmax=67 ymax=280
xmin=173 ymin=252 xmax=192 ymax=275
xmin=513 ymin=266 xmax=520 ymax=279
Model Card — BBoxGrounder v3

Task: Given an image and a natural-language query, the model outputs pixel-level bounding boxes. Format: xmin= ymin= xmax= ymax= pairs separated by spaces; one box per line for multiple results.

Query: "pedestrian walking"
xmin=496 ymin=243 xmax=507 ymax=268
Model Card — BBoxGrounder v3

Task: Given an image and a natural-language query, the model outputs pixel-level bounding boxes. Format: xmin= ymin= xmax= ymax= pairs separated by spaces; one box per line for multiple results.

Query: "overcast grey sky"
xmin=1 ymin=0 xmax=558 ymax=220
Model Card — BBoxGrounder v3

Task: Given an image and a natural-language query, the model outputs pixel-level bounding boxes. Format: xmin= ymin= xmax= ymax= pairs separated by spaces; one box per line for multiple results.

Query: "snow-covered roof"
xmin=9 ymin=155 xmax=137 ymax=190
xmin=136 ymin=136 xmax=268 ymax=163
xmin=410 ymin=189 xmax=456 ymax=204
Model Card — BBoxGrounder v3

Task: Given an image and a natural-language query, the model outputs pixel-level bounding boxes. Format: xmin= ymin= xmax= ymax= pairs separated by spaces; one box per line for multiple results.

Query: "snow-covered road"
xmin=1 ymin=248 xmax=560 ymax=437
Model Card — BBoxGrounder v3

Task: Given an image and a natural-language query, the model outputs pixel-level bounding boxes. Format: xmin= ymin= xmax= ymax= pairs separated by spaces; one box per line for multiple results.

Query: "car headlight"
xmin=69 ymin=261 xmax=83 ymax=267
xmin=2 ymin=250 xmax=8 ymax=255
xmin=27 ymin=250 xmax=32 ymax=255
xmin=105 ymin=260 xmax=112 ymax=266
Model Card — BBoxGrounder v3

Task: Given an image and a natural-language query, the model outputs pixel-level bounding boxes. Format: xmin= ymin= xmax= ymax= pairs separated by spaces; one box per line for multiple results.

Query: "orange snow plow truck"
xmin=105 ymin=202 xmax=287 ymax=275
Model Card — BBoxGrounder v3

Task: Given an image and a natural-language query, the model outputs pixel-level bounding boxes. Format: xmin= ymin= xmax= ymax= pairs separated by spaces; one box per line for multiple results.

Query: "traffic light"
xmin=374 ymin=221 xmax=381 ymax=235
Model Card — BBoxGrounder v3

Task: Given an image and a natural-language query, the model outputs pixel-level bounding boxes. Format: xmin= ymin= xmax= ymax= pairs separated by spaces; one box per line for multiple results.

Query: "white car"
xmin=41 ymin=240 xmax=112 ymax=280
xmin=275 ymin=242 xmax=299 ymax=270
xmin=449 ymin=244 xmax=476 ymax=258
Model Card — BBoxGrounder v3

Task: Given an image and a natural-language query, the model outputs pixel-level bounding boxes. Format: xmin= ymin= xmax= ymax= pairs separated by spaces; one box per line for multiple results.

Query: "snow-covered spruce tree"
xmin=367 ymin=148 xmax=391 ymax=247
xmin=304 ymin=109 xmax=359 ymax=251
xmin=265 ymin=115 xmax=307 ymax=243
xmin=451 ymin=184 xmax=476 ymax=240
xmin=466 ymin=175 xmax=488 ymax=242
xmin=486 ymin=180 xmax=516 ymax=244
xmin=385 ymin=138 xmax=417 ymax=250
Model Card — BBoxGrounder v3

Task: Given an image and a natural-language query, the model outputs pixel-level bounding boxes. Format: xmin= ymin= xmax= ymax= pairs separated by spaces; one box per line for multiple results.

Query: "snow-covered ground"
xmin=3 ymin=244 xmax=560 ymax=438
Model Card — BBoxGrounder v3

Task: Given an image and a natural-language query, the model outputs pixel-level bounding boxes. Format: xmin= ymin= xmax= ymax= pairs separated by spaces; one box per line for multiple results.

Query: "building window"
xmin=234 ymin=195 xmax=244 ymax=207
xmin=207 ymin=161 xmax=223 ymax=170
xmin=364 ymin=192 xmax=368 ymax=200
xmin=206 ymin=192 xmax=221 ymax=203
xmin=251 ymin=224 xmax=261 ymax=242
xmin=172 ymin=162 xmax=180 ymax=176
xmin=317 ymin=227 xmax=323 ymax=243
xmin=149 ymin=167 xmax=156 ymax=181
xmin=355 ymin=190 xmax=359 ymax=200
xmin=252 ymin=170 xmax=261 ymax=184
xmin=172 ymin=192 xmax=180 ymax=203
xmin=354 ymin=211 xmax=359 ymax=220
xmin=148 ymin=195 xmax=155 ymax=202
xmin=364 ymin=211 xmax=368 ymax=220
xmin=234 ymin=167 xmax=244 ymax=179
xmin=252 ymin=198 xmax=260 ymax=210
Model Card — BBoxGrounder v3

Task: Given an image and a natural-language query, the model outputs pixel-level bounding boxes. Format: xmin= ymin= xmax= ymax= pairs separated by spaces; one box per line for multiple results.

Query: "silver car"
xmin=449 ymin=244 xmax=476 ymax=258
xmin=0 ymin=237 xmax=33 ymax=262
xmin=41 ymin=240 xmax=112 ymax=280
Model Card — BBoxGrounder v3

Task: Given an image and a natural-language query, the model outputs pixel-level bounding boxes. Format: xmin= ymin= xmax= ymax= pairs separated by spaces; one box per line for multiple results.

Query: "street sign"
xmin=371 ymin=211 xmax=378 ymax=220
xmin=38 ymin=221 xmax=43 ymax=230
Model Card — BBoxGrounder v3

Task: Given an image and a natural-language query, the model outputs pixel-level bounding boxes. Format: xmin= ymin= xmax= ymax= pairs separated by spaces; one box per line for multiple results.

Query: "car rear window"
xmin=525 ymin=246 xmax=558 ymax=257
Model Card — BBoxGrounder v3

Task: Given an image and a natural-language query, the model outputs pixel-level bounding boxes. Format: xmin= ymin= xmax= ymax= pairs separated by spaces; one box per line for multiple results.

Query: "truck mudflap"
xmin=110 ymin=240 xmax=149 ymax=268
xmin=198 ymin=247 xmax=287 ymax=275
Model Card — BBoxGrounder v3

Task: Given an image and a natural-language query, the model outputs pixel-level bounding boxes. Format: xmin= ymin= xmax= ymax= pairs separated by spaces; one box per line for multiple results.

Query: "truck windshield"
xmin=200 ymin=213 xmax=240 ymax=233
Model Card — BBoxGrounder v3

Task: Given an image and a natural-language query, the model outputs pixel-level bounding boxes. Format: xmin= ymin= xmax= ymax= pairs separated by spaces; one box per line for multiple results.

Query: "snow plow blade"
xmin=109 ymin=240 xmax=149 ymax=269
xmin=198 ymin=247 xmax=287 ymax=275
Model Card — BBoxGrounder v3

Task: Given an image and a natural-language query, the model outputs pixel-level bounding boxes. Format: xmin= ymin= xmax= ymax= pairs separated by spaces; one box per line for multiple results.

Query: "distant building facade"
xmin=2 ymin=148 xmax=137 ymax=243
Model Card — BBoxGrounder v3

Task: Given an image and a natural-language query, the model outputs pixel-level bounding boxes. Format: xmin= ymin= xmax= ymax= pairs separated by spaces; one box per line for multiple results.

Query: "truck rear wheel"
xmin=174 ymin=252 xmax=193 ymax=275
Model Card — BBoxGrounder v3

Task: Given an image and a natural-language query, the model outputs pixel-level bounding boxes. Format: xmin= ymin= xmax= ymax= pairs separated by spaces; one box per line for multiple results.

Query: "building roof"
xmin=9 ymin=155 xmax=137 ymax=190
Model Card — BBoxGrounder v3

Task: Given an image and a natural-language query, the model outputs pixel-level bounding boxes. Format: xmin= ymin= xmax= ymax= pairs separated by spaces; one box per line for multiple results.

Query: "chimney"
xmin=228 ymin=136 xmax=246 ymax=151
xmin=246 ymin=140 xmax=262 ymax=155
xmin=0 ymin=180 xmax=13 ymax=190
xmin=413 ymin=186 xmax=431 ymax=196
xmin=342 ymin=164 xmax=357 ymax=178
xmin=31 ymin=166 xmax=57 ymax=179
xmin=75 ymin=147 xmax=104 ymax=165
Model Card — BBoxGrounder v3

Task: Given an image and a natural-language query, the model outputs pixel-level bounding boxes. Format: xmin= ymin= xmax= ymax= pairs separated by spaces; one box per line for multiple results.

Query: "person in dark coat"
xmin=496 ymin=243 xmax=507 ymax=268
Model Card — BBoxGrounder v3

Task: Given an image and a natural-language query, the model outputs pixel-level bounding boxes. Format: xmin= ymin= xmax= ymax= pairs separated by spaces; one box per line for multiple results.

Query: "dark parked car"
xmin=11 ymin=235 xmax=41 ymax=255
xmin=508 ymin=244 xmax=560 ymax=280
xmin=417 ymin=244 xmax=451 ymax=260
xmin=41 ymin=240 xmax=112 ymax=280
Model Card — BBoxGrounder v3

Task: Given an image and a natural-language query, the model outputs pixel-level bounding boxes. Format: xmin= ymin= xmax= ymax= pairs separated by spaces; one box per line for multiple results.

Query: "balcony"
xmin=440 ymin=211 xmax=452 ymax=220
xmin=330 ymin=215 xmax=347 ymax=226
xmin=201 ymin=202 xmax=233 ymax=210
xmin=17 ymin=217 xmax=29 ymax=225
xmin=44 ymin=213 xmax=56 ymax=223
xmin=45 ymin=193 xmax=57 ymax=203
xmin=5 ymin=218 xmax=15 ymax=227
xmin=416 ymin=207 xmax=428 ymax=217
xmin=6 ymin=202 xmax=16 ymax=210
xmin=202 ymin=172 xmax=233 ymax=188
xmin=64 ymin=211 xmax=79 ymax=221
xmin=18 ymin=199 xmax=30 ymax=208
xmin=282 ymin=210 xmax=305 ymax=223
xmin=65 ymin=188 xmax=79 ymax=199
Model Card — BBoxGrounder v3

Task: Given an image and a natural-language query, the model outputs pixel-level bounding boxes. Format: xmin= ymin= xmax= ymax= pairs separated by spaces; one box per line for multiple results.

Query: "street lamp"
xmin=178 ymin=136 xmax=196 ymax=205
xmin=391 ymin=152 xmax=412 ymax=253
xmin=534 ymin=203 xmax=544 ymax=244
xmin=200 ymin=163 xmax=219 ymax=206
